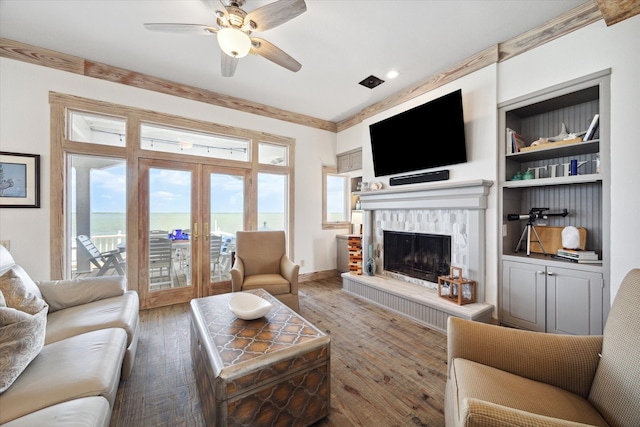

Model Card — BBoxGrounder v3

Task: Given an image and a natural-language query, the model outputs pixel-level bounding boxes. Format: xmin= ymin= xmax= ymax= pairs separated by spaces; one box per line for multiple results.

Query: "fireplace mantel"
xmin=357 ymin=179 xmax=493 ymax=211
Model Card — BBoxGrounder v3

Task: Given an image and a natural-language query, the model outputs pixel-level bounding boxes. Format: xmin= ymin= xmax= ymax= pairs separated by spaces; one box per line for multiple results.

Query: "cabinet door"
xmin=546 ymin=267 xmax=603 ymax=335
xmin=337 ymin=153 xmax=352 ymax=173
xmin=501 ymin=260 xmax=546 ymax=332
xmin=337 ymin=149 xmax=363 ymax=173
xmin=349 ymin=150 xmax=362 ymax=170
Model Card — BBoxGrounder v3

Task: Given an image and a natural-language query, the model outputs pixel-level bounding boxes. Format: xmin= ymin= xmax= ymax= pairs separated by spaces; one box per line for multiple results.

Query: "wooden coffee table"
xmin=190 ymin=289 xmax=331 ymax=427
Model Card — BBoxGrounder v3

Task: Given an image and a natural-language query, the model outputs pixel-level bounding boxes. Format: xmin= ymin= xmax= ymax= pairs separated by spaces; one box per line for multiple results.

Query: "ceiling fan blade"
xmin=244 ymin=0 xmax=306 ymax=32
xmin=143 ymin=23 xmax=217 ymax=35
xmin=201 ymin=0 xmax=228 ymax=18
xmin=221 ymin=52 xmax=239 ymax=77
xmin=250 ymin=38 xmax=301 ymax=72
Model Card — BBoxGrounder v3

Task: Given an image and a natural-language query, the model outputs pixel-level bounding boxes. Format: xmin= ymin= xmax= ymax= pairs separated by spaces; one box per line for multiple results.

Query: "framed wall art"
xmin=0 ymin=152 xmax=41 ymax=208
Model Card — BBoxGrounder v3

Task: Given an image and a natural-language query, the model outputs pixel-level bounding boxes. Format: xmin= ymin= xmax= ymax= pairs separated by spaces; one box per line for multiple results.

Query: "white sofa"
xmin=0 ymin=245 xmax=139 ymax=426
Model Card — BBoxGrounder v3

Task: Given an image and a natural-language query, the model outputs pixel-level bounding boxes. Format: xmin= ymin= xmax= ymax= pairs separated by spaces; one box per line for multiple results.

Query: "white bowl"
xmin=228 ymin=292 xmax=273 ymax=320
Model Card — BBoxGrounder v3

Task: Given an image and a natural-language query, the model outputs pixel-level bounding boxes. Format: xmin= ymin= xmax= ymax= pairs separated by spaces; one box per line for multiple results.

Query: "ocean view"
xmin=73 ymin=212 xmax=285 ymax=236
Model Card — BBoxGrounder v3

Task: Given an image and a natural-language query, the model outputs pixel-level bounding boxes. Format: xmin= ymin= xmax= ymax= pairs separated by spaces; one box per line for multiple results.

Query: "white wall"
xmin=337 ymin=65 xmax=500 ymax=312
xmin=338 ymin=15 xmax=640 ymax=308
xmin=0 ymin=58 xmax=339 ymax=280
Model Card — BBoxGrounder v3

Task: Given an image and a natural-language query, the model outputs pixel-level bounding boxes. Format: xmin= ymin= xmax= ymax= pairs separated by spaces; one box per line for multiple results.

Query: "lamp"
xmin=351 ymin=210 xmax=363 ymax=235
xmin=217 ymin=27 xmax=251 ymax=58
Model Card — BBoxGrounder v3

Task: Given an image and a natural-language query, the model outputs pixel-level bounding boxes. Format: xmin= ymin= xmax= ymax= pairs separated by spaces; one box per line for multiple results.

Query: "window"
xmin=140 ymin=123 xmax=249 ymax=161
xmin=258 ymin=142 xmax=287 ymax=166
xmin=322 ymin=166 xmax=349 ymax=229
xmin=50 ymin=93 xmax=295 ymax=294
xmin=68 ymin=111 xmax=126 ymax=147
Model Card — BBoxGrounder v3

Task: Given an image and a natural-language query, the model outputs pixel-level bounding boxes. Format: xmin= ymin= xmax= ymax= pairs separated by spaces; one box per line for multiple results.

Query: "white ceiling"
xmin=0 ymin=0 xmax=588 ymax=123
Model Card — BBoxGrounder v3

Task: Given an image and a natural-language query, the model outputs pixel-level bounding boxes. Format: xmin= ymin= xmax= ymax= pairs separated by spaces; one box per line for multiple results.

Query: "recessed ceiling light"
xmin=386 ymin=70 xmax=399 ymax=79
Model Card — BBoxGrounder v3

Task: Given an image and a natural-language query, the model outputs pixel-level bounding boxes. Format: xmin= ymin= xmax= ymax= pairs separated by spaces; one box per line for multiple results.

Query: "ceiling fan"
xmin=144 ymin=0 xmax=306 ymax=77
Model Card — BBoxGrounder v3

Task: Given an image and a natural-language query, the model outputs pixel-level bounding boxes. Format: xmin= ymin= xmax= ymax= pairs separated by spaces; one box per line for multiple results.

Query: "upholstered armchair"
xmin=445 ymin=268 xmax=640 ymax=427
xmin=230 ymin=230 xmax=300 ymax=312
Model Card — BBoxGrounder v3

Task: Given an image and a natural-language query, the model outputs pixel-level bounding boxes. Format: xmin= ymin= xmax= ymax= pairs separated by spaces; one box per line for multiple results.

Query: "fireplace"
xmin=357 ymin=179 xmax=493 ymax=303
xmin=383 ymin=231 xmax=451 ymax=282
xmin=342 ymin=180 xmax=494 ymax=331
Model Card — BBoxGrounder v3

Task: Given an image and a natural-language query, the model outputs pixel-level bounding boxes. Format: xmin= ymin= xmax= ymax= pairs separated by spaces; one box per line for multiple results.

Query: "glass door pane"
xmin=139 ymin=159 xmax=199 ymax=309
xmin=148 ymin=167 xmax=192 ymax=290
xmin=69 ymin=154 xmax=126 ymax=278
xmin=207 ymin=169 xmax=245 ymax=286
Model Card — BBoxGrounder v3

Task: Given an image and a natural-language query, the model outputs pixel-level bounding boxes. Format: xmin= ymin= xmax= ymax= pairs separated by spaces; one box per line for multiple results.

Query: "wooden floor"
xmin=110 ymin=276 xmax=448 ymax=427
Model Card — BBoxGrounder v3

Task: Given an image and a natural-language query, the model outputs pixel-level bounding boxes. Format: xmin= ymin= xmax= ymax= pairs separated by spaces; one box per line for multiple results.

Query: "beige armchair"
xmin=231 ymin=230 xmax=300 ymax=312
xmin=445 ymin=268 xmax=640 ymax=427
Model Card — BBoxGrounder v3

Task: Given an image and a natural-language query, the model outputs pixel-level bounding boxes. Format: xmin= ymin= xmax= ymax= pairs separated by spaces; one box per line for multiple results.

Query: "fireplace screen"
xmin=383 ymin=230 xmax=451 ymax=282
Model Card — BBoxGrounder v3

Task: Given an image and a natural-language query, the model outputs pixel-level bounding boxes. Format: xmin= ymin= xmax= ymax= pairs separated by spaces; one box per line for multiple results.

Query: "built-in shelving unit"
xmin=498 ymin=69 xmax=611 ymax=335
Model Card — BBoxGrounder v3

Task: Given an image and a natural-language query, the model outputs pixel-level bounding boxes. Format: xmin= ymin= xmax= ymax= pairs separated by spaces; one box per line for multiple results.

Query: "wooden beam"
xmin=0 ymin=37 xmax=336 ymax=133
xmin=0 ymin=37 xmax=84 ymax=74
xmin=597 ymin=0 xmax=640 ymax=26
xmin=499 ymin=1 xmax=602 ymax=62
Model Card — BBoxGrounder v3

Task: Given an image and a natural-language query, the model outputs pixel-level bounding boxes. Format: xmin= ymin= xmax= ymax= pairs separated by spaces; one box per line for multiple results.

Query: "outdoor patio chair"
xmin=76 ymin=234 xmax=125 ymax=276
xmin=210 ymin=234 xmax=223 ymax=281
xmin=149 ymin=235 xmax=173 ymax=288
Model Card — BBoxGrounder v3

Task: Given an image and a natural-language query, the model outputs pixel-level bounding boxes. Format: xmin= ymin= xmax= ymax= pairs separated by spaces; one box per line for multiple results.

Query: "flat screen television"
xmin=369 ymin=89 xmax=467 ymax=177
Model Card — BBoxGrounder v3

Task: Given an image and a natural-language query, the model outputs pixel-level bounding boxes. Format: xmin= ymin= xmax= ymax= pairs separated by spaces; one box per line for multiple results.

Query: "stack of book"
xmin=553 ymin=249 xmax=600 ymax=264
xmin=506 ymin=128 xmax=528 ymax=153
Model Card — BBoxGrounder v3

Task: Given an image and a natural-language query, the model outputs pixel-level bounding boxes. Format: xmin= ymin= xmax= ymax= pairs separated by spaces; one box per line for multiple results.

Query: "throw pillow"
xmin=0 ymin=305 xmax=48 ymax=393
xmin=0 ymin=270 xmax=48 ymax=393
xmin=0 ymin=270 xmax=47 ymax=315
xmin=36 ymin=276 xmax=126 ymax=312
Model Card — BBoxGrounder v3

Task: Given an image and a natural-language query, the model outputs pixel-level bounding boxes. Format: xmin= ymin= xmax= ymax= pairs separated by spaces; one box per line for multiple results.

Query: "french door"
xmin=139 ymin=159 xmax=247 ymax=309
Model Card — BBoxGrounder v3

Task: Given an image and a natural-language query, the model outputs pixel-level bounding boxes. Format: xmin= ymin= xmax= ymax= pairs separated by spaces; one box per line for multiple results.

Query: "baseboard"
xmin=299 ymin=269 xmax=340 ymax=283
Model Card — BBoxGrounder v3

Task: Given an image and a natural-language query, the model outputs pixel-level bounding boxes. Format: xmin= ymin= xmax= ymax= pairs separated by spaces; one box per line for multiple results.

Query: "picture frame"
xmin=0 ymin=151 xmax=41 ymax=208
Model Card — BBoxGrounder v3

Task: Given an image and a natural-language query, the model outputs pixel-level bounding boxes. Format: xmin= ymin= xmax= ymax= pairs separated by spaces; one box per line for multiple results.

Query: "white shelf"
xmin=502 ymin=173 xmax=602 ymax=188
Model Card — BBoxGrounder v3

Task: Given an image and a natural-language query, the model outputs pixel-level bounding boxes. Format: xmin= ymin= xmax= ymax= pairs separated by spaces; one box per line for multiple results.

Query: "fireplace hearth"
xmin=383 ymin=231 xmax=451 ymax=283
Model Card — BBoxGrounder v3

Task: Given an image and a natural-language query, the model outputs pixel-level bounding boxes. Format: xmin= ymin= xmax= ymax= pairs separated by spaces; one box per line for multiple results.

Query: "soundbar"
xmin=389 ymin=169 xmax=449 ymax=186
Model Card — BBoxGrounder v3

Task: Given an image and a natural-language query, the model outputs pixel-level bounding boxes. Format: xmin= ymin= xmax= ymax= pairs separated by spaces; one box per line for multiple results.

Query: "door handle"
xmin=193 ymin=223 xmax=198 ymax=239
xmin=204 ymin=223 xmax=209 ymax=240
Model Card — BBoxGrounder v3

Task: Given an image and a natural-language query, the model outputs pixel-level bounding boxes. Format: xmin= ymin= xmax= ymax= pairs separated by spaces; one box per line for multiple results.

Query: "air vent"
xmin=359 ymin=75 xmax=384 ymax=89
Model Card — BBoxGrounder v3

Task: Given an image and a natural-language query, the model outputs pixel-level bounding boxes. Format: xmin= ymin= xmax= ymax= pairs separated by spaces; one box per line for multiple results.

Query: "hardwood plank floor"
xmin=111 ymin=276 xmax=448 ymax=426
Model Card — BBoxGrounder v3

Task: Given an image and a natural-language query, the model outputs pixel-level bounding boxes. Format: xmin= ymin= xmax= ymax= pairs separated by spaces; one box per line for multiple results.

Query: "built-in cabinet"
xmin=337 ymin=148 xmax=362 ymax=173
xmin=502 ymin=260 xmax=603 ymax=334
xmin=498 ymin=70 xmax=611 ymax=335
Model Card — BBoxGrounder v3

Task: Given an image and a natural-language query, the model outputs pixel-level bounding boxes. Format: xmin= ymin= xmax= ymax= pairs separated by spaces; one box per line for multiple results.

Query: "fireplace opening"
xmin=383 ymin=230 xmax=451 ymax=283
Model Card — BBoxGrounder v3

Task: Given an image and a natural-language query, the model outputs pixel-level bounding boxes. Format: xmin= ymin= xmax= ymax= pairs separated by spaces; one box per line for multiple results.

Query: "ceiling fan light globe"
xmin=217 ymin=27 xmax=251 ymax=58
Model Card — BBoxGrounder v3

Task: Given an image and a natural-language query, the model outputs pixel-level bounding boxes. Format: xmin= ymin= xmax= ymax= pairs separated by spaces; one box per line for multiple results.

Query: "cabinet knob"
xmin=547 ymin=271 xmax=555 ymax=276
xmin=537 ymin=271 xmax=545 ymax=275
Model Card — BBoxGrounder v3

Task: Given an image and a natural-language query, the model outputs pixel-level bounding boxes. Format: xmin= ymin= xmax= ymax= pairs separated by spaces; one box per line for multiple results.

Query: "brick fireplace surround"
xmin=342 ymin=179 xmax=494 ymax=332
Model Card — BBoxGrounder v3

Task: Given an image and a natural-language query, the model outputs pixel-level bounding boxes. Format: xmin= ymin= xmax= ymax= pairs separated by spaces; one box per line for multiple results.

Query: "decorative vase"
xmin=365 ymin=244 xmax=375 ymax=276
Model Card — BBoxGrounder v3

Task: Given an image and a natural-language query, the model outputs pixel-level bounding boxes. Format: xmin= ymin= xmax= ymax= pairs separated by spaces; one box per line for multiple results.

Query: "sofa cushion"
xmin=242 ymin=274 xmax=290 ymax=295
xmin=448 ymin=358 xmax=609 ymax=427
xmin=0 ymin=396 xmax=111 ymax=427
xmin=0 ymin=270 xmax=48 ymax=393
xmin=44 ymin=291 xmax=139 ymax=347
xmin=37 ymin=276 xmax=126 ymax=312
xmin=0 ymin=327 xmax=127 ymax=424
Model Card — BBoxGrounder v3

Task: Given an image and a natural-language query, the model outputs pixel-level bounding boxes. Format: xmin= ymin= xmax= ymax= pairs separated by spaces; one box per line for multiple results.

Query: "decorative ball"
xmin=561 ymin=226 xmax=581 ymax=249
